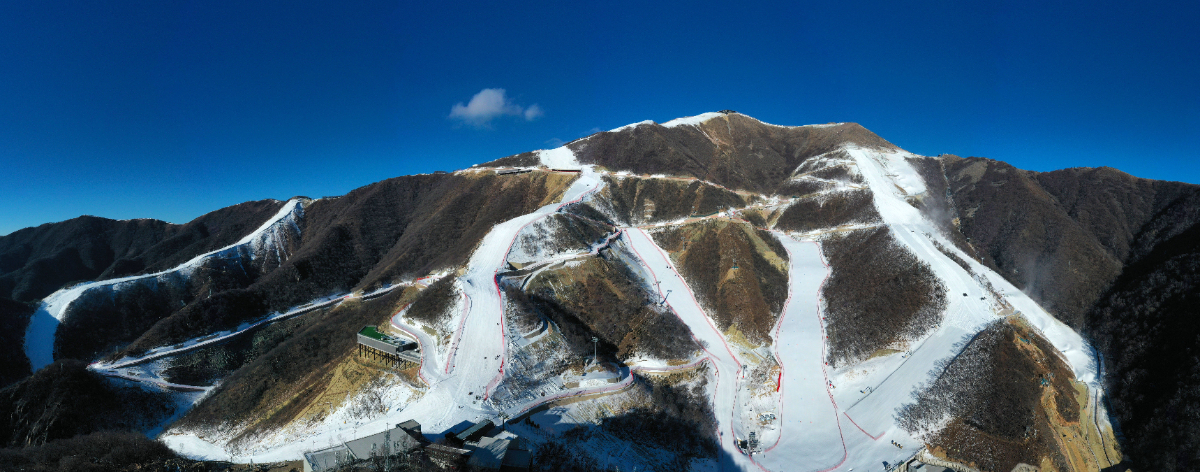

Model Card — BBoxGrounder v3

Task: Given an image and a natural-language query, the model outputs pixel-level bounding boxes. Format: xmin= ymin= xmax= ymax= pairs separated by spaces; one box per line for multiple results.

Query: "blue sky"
xmin=1 ymin=0 xmax=1197 ymax=235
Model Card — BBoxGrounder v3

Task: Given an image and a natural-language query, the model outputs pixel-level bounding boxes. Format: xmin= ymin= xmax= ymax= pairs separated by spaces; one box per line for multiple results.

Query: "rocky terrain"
xmin=2 ymin=111 xmax=1195 ymax=470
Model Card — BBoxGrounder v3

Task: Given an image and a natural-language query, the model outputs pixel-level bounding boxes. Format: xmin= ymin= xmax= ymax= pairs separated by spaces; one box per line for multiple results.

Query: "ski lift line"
xmin=839 ymin=326 xmax=937 ymax=414
xmin=553 ymin=180 xmax=603 ymax=211
xmin=632 ymin=227 xmax=744 ymax=366
xmin=625 ymin=233 xmax=731 ymax=368
xmin=625 ymin=229 xmax=755 ymax=466
xmin=442 ymin=291 xmax=473 ymax=375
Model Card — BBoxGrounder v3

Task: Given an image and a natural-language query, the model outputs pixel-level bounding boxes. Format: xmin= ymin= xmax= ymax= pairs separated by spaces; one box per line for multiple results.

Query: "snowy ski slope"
xmin=751 ymin=235 xmax=845 ymax=471
xmin=626 ymin=228 xmax=756 ymax=470
xmin=163 ymin=163 xmax=604 ymax=462
xmin=149 ymin=118 xmax=1112 ymax=469
xmin=23 ymin=198 xmax=305 ymax=372
xmin=787 ymin=146 xmax=1105 ymax=471
xmin=603 ymin=139 xmax=1106 ymax=471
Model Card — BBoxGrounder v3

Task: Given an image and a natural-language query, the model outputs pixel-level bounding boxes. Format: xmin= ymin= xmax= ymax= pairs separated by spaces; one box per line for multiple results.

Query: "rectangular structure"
xmin=344 ymin=427 xmax=422 ymax=461
xmin=455 ymin=418 xmax=496 ymax=443
xmin=357 ymin=326 xmax=421 ymax=368
xmin=303 ymin=423 xmax=425 ymax=471
xmin=357 ymin=326 xmax=414 ymax=355
xmin=303 ymin=445 xmax=352 ymax=472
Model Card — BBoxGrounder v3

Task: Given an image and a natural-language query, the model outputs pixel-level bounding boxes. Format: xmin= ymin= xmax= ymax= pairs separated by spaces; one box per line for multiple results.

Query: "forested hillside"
xmin=944 ymin=155 xmax=1200 ymax=469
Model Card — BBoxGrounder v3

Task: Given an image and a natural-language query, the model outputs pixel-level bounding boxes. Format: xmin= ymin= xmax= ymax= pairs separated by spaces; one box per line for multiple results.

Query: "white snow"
xmin=619 ymin=143 xmax=1110 ymax=472
xmin=751 ymin=234 xmax=845 ymax=470
xmin=144 ymin=137 xmax=1112 ymax=470
xmin=24 ymin=198 xmax=305 ymax=373
xmin=624 ymin=228 xmax=757 ymax=470
xmin=661 ymin=112 xmax=725 ymax=128
xmin=608 ymin=120 xmax=654 ymax=132
xmin=92 ymin=292 xmax=349 ymax=372
xmin=658 ymin=111 xmax=841 ymax=130
xmin=535 ymin=146 xmax=581 ymax=170
xmin=844 ymin=147 xmax=1098 ymax=385
xmin=762 ymin=145 xmax=1105 ymax=472
xmin=163 ymin=168 xmax=607 ymax=463
xmin=163 ymin=432 xmax=237 ymax=460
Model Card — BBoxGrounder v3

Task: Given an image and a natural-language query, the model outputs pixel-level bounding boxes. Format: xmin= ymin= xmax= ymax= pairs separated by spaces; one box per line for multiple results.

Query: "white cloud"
xmin=523 ymin=104 xmax=544 ymax=121
xmin=449 ymin=88 xmax=542 ymax=127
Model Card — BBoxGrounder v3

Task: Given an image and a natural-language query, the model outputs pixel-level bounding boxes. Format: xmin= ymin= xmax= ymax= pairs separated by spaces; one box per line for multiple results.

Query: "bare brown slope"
xmin=821 ymin=227 xmax=946 ymax=366
xmin=1083 ymin=192 xmax=1200 ymax=470
xmin=649 ymin=220 xmax=789 ymax=345
xmin=0 ymin=200 xmax=284 ymax=303
xmin=357 ymin=171 xmax=576 ymax=290
xmin=480 ymin=150 xmax=540 ymax=168
xmin=773 ymin=189 xmax=880 ymax=233
xmin=120 ymin=200 xmax=289 ymax=276
xmin=0 ymin=431 xmax=192 ymax=472
xmin=944 ymin=156 xmax=1200 ymax=328
xmin=119 ymin=171 xmax=575 ymax=356
xmin=594 ymin=175 xmax=752 ymax=226
xmin=175 ymin=287 xmax=418 ymax=440
xmin=1035 ymin=166 xmax=1197 ymax=264
xmin=0 ymin=360 xmax=175 ymax=448
xmin=940 ymin=157 xmax=1200 ymax=469
xmin=512 ymin=255 xmax=700 ymax=361
xmin=899 ymin=319 xmax=1082 ymax=472
xmin=575 ymin=115 xmax=894 ymax=194
xmin=481 ymin=113 xmax=896 ymax=195
xmin=905 ymin=156 xmax=975 ymax=256
xmin=943 ymin=157 xmax=1123 ymax=328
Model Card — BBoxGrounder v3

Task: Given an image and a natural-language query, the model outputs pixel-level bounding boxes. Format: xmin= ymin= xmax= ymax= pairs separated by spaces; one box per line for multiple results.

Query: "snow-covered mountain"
xmin=2 ymin=111 xmax=1198 ymax=471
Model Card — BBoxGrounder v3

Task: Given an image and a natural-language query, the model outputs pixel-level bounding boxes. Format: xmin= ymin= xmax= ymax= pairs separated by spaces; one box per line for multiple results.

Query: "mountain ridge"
xmin=0 ymin=112 xmax=1194 ymax=470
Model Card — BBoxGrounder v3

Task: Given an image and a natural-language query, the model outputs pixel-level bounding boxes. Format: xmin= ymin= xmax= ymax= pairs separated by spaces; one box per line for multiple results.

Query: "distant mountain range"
xmin=1 ymin=111 xmax=1196 ymax=471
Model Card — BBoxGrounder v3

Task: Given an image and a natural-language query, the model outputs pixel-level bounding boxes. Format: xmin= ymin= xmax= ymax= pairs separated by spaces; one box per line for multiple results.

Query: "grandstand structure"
xmin=356 ymin=325 xmax=421 ymax=368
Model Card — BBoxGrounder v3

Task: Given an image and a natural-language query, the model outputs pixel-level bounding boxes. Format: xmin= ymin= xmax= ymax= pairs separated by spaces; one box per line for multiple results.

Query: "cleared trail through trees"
xmin=625 ymin=228 xmax=756 ymax=471
xmin=752 ymin=233 xmax=846 ymax=472
xmin=165 ymin=168 xmax=617 ymax=464
xmin=378 ymin=167 xmax=605 ymax=437
xmin=25 ymin=199 xmax=305 ymax=373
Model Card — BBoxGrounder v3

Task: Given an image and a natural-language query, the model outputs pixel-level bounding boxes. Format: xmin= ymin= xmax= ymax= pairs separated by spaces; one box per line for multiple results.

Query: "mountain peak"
xmin=661 ymin=111 xmax=728 ymax=128
xmin=482 ymin=112 xmax=898 ymax=195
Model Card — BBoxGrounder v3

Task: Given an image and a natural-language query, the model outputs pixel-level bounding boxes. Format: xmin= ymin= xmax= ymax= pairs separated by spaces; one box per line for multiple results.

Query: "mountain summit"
xmin=2 ymin=112 xmax=1197 ymax=471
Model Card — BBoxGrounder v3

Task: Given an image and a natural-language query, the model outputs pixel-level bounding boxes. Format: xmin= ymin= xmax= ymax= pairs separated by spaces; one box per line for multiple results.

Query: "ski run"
xmin=24 ymin=198 xmax=306 ymax=373
xmin=25 ymin=118 xmax=1115 ymax=470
